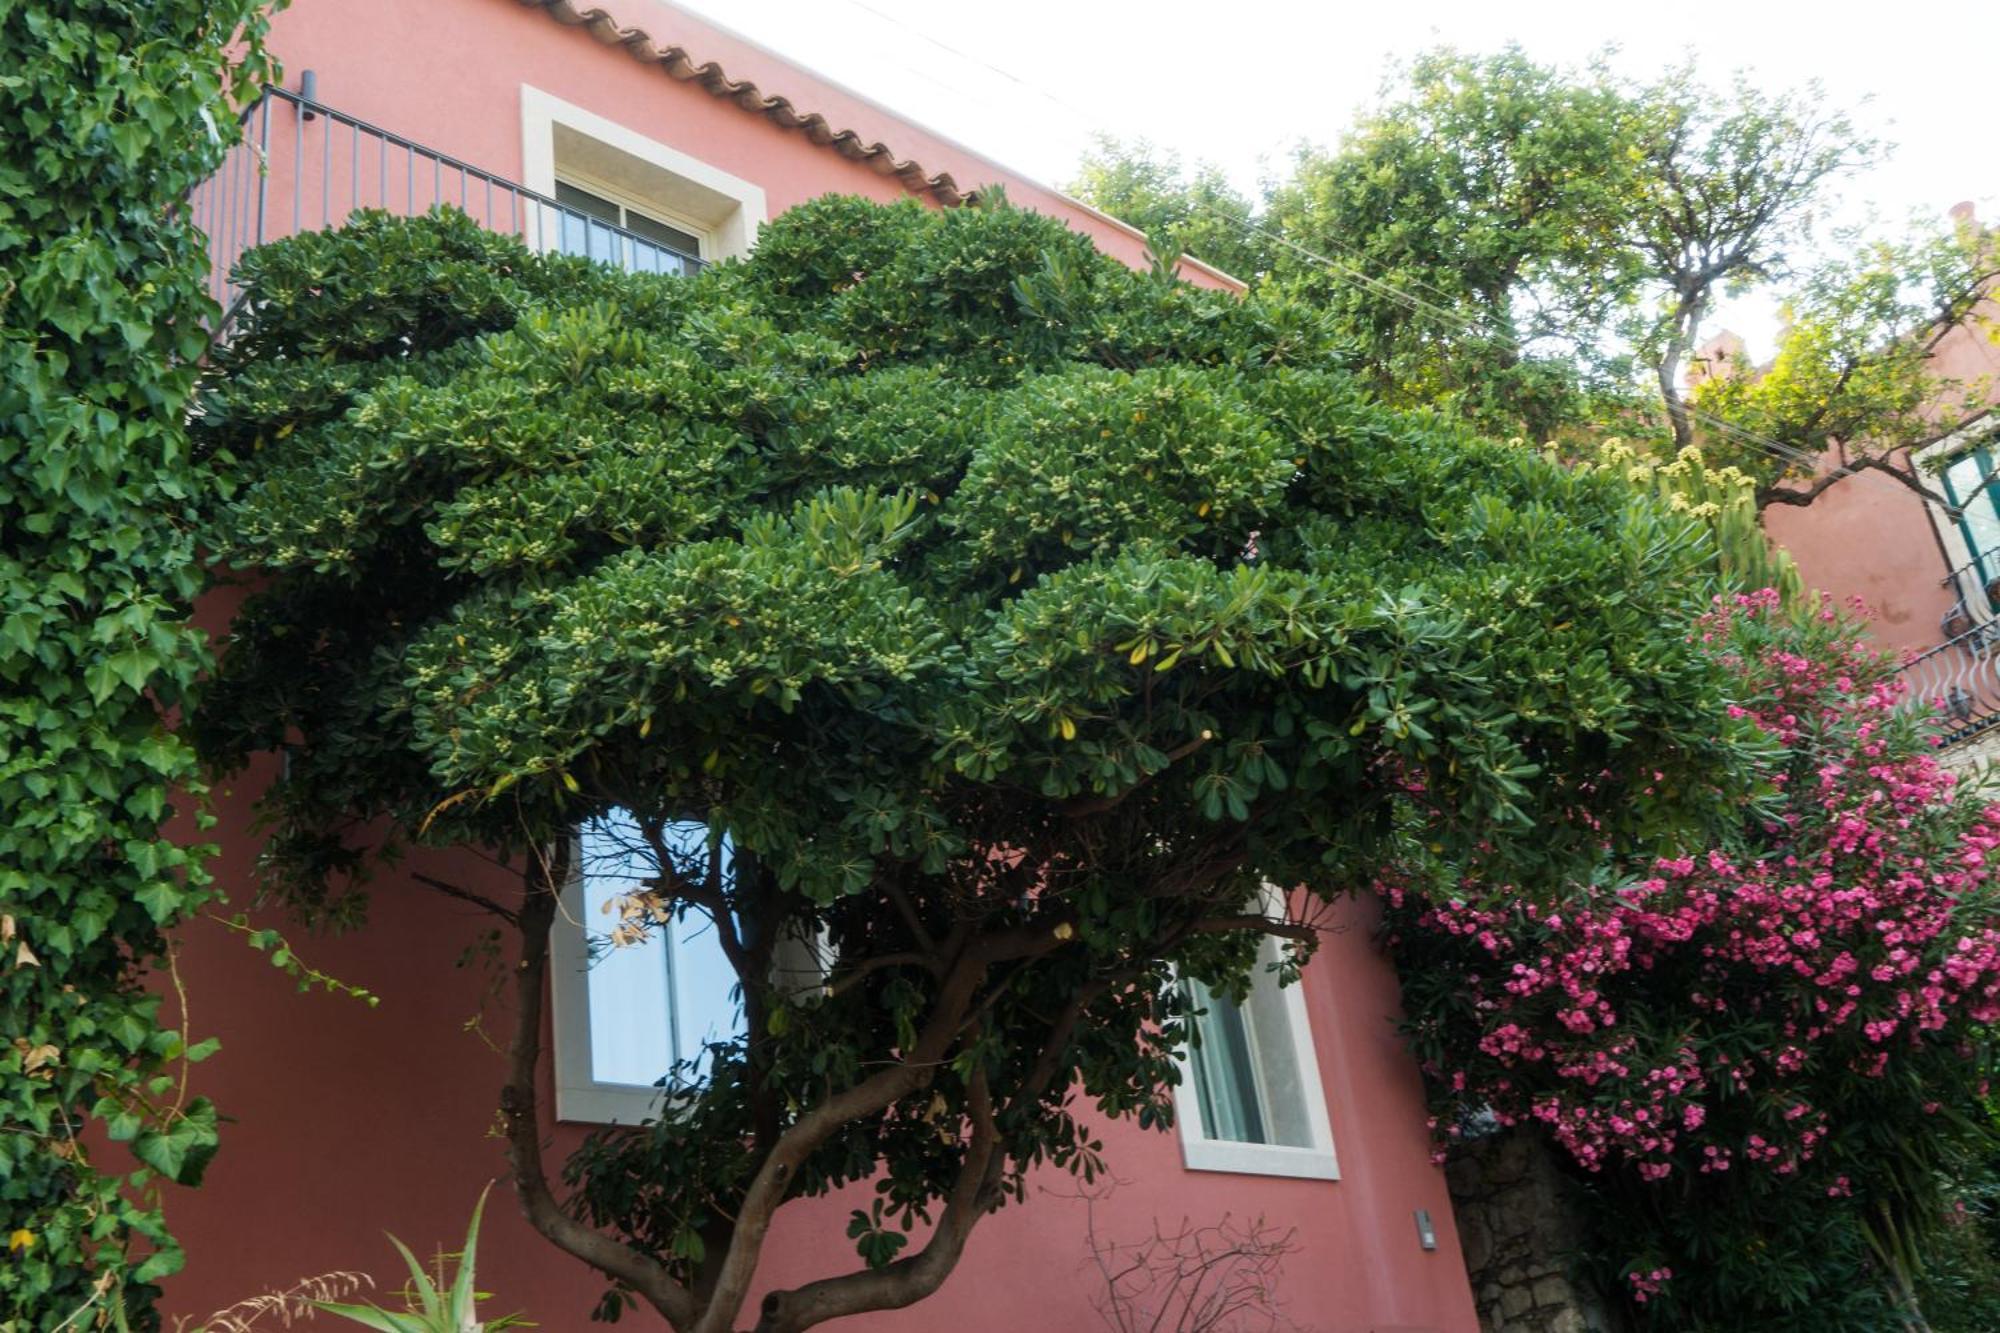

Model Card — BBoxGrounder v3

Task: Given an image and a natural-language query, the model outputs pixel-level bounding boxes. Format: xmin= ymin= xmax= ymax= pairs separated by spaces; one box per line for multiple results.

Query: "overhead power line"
xmin=819 ymin=0 xmax=1933 ymax=500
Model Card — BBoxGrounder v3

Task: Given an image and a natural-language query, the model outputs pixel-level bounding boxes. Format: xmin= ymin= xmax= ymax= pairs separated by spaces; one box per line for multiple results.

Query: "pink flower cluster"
xmin=1627 ymin=1267 xmax=1674 ymax=1303
xmin=1392 ymin=591 xmax=2000 ymax=1186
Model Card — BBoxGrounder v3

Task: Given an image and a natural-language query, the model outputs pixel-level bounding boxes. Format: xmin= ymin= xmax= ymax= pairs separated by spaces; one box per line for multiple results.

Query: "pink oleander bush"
xmin=1388 ymin=590 xmax=2000 ymax=1328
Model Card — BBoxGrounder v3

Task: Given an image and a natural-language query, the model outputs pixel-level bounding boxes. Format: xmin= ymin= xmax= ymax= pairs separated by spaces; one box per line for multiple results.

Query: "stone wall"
xmin=1446 ymin=1131 xmax=1627 ymax=1333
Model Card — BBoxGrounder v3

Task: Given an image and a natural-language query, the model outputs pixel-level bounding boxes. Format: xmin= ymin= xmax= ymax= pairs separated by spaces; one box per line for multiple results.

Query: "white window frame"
xmin=549 ymin=825 xmax=831 ymax=1126
xmin=1917 ymin=421 xmax=2000 ymax=629
xmin=1170 ymin=894 xmax=1340 ymax=1181
xmin=520 ymin=85 xmax=766 ymax=262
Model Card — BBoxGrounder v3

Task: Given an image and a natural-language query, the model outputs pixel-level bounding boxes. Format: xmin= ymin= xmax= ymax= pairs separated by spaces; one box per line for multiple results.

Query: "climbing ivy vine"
xmin=1 ymin=2 xmax=276 ymax=1326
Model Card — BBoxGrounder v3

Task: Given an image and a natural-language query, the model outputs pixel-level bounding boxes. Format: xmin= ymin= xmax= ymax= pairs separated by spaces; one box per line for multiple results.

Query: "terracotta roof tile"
xmin=517 ymin=0 xmax=975 ymax=205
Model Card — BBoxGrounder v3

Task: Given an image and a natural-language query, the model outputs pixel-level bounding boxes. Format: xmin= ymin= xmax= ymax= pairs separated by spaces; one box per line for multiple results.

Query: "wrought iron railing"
xmin=191 ymin=86 xmax=703 ymax=331
xmin=1938 ymin=542 xmax=2000 ymax=638
xmin=1899 ymin=617 xmax=2000 ymax=744
xmin=1887 ymin=540 xmax=2000 ymax=747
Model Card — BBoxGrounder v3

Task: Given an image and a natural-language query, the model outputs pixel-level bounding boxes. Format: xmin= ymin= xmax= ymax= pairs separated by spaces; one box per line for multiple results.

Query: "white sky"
xmin=662 ymin=0 xmax=2000 ymax=354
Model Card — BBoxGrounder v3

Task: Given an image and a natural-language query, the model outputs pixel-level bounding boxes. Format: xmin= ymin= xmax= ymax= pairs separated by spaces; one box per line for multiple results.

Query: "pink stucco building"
xmin=168 ymin=4 xmax=1479 ymax=1330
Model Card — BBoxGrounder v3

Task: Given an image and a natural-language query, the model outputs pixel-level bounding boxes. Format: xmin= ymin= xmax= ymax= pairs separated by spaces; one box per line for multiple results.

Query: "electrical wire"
xmin=816 ymin=0 xmax=1942 ymax=502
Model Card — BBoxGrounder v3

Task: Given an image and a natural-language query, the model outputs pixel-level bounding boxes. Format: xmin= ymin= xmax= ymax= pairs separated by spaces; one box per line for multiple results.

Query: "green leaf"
xmin=311 ymin=1302 xmax=429 ymax=1333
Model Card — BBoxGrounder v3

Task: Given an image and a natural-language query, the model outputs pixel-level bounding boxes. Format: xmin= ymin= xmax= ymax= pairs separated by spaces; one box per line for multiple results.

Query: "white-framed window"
xmin=1172 ymin=920 xmax=1339 ymax=1181
xmin=549 ymin=813 xmax=743 ymax=1125
xmin=520 ymin=85 xmax=766 ymax=267
xmin=553 ymin=174 xmax=707 ymax=276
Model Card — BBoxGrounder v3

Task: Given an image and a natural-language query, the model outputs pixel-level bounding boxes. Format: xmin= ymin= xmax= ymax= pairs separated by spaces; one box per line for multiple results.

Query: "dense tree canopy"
xmin=191 ymin=198 xmax=1769 ymax=1332
xmin=1071 ymin=50 xmax=1996 ymax=505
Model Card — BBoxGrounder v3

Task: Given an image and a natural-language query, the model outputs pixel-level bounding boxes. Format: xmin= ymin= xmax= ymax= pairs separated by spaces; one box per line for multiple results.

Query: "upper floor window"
xmin=521 ymin=87 xmax=767 ymax=272
xmin=1173 ymin=930 xmax=1339 ymax=1180
xmin=554 ymin=177 xmax=705 ymax=276
xmin=551 ymin=813 xmax=743 ymax=1124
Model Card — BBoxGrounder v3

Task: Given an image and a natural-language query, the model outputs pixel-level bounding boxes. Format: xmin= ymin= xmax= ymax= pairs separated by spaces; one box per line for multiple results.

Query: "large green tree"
xmin=1263 ymin=48 xmax=1653 ymax=439
xmin=1064 ymin=137 xmax=1275 ymax=286
xmin=191 ymin=199 xmax=1762 ymax=1332
xmin=1072 ymin=50 xmax=1997 ymax=508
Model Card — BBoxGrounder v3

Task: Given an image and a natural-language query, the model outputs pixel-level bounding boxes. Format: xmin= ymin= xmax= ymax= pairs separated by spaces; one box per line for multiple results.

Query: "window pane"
xmin=556 ymin=211 xmax=625 ymax=265
xmin=622 ymin=236 xmax=696 ymax=278
xmin=1950 ymin=451 xmax=2000 ymax=576
xmin=555 ymin=180 xmax=621 ymax=224
xmin=669 ymin=911 xmax=739 ymax=1084
xmin=580 ymin=814 xmax=674 ymax=1088
xmin=553 ymin=181 xmax=623 ymax=266
xmin=554 ymin=181 xmax=699 ymax=276
xmin=1241 ymin=955 xmax=1314 ymax=1149
xmin=1184 ymin=938 xmax=1316 ymax=1149
xmin=622 ymin=209 xmax=702 ymax=260
xmin=579 ymin=813 xmax=745 ymax=1089
xmin=1186 ymin=978 xmax=1267 ymax=1144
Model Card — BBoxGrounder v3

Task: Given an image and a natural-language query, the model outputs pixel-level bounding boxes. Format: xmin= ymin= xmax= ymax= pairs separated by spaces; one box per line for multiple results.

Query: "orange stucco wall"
xmin=169 ymin=811 xmax=1473 ymax=1331
xmin=158 ymin=2 xmax=1473 ymax=1329
xmin=233 ymin=0 xmax=1235 ymax=289
xmin=1762 ymin=453 xmax=1956 ymax=656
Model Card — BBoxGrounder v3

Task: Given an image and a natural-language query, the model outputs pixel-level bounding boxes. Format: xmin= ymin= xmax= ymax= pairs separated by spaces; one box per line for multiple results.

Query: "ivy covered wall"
xmin=0 ymin=3 xmax=275 ymax=1326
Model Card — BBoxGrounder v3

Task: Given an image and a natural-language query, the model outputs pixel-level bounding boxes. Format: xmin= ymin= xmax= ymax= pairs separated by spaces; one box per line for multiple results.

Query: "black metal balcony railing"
xmin=1938 ymin=543 xmax=2000 ymax=637
xmin=190 ymin=86 xmax=703 ymax=333
xmin=1886 ymin=542 xmax=2000 ymax=747
xmin=1900 ymin=618 xmax=2000 ymax=744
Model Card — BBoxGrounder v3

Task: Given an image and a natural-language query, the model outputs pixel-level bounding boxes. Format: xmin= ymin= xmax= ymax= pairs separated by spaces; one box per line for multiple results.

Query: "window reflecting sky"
xmin=580 ymin=813 xmax=743 ymax=1089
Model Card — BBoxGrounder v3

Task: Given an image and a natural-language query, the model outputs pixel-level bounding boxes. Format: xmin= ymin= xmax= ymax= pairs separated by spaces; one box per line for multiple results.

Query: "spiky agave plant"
xmin=314 ymin=1189 xmax=528 ymax=1333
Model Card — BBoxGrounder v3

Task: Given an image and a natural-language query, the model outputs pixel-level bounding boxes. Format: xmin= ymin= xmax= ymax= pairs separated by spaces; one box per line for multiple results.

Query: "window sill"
xmin=1178 ymin=1135 xmax=1340 ymax=1180
xmin=555 ymin=1081 xmax=669 ymax=1127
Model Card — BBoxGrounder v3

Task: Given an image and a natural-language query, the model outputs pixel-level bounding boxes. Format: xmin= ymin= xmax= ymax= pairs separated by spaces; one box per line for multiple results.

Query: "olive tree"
xmin=191 ymin=198 xmax=1758 ymax=1332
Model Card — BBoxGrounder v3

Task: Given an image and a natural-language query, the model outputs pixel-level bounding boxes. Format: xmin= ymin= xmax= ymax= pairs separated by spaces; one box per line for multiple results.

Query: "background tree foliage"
xmin=1690 ymin=224 xmax=1999 ymax=510
xmin=1071 ymin=49 xmax=1996 ymax=506
xmin=1261 ymin=49 xmax=1649 ymax=440
xmin=0 ymin=1 xmax=275 ymax=1327
xmin=192 ymin=198 xmax=1766 ymax=1332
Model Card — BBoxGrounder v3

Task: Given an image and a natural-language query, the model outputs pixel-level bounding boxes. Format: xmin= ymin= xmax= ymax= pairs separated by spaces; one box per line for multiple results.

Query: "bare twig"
xmin=1075 ymin=1184 xmax=1302 ymax=1333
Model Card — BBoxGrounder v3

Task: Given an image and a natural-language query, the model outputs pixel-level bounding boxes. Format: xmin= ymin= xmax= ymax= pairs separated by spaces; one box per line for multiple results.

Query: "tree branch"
xmin=881 ymin=876 xmax=938 ymax=955
xmin=755 ymin=967 xmax=1115 ymax=1333
xmin=1757 ymin=450 xmax=1959 ymax=513
xmin=812 ymin=950 xmax=940 ymax=1001
xmin=408 ymin=871 xmax=519 ymax=927
xmin=689 ymin=941 xmax=1006 ymax=1333
xmin=500 ymin=841 xmax=698 ymax=1330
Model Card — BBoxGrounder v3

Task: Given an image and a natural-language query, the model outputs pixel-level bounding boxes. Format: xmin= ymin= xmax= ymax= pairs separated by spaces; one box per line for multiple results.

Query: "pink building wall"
xmin=1761 ymin=452 xmax=1956 ymax=657
xmin=159 ymin=2 xmax=1476 ymax=1329
xmin=168 ymin=803 xmax=1472 ymax=1331
xmin=226 ymin=0 xmax=1236 ymax=290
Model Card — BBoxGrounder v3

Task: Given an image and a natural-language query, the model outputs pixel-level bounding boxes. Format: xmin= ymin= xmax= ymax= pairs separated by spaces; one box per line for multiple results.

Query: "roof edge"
xmin=516 ymin=0 xmax=1244 ymax=290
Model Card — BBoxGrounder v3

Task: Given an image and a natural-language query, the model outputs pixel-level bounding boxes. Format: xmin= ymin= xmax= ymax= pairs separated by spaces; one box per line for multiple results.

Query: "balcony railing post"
xmin=254 ymin=91 xmax=271 ymax=260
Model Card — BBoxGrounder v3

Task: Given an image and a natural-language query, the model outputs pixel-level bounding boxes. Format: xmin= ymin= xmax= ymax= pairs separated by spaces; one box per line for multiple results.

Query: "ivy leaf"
xmin=131 ymin=1099 xmax=219 ymax=1186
